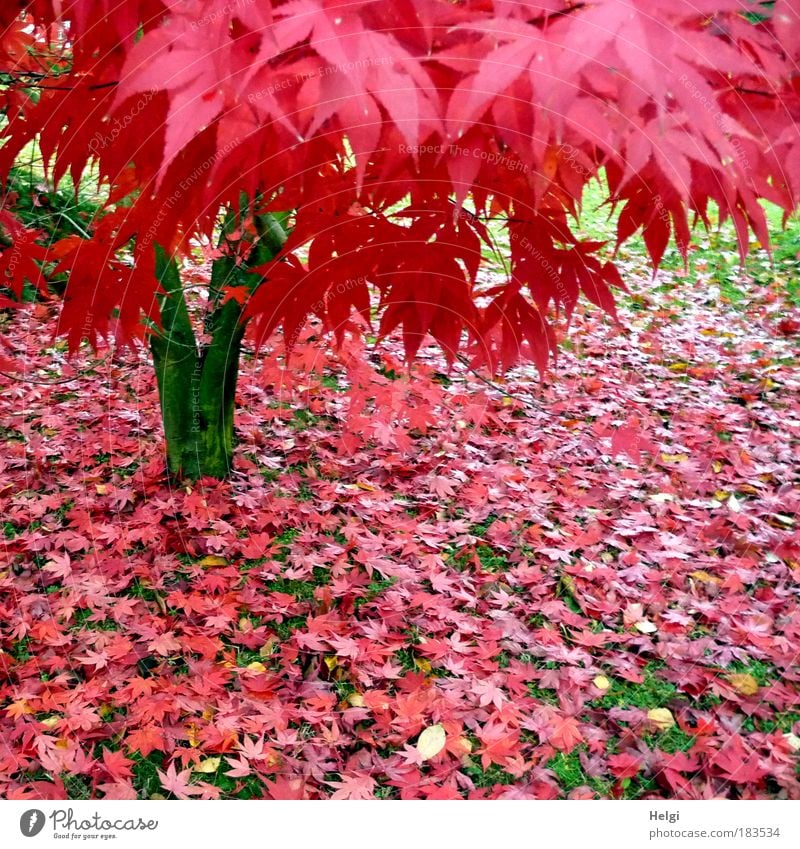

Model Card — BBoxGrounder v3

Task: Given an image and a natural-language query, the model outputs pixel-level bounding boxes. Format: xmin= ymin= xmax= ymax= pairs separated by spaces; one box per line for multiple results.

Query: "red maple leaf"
xmin=157 ymin=761 xmax=204 ymax=800
xmin=548 ymin=716 xmax=584 ymax=754
xmin=711 ymin=736 xmax=767 ymax=785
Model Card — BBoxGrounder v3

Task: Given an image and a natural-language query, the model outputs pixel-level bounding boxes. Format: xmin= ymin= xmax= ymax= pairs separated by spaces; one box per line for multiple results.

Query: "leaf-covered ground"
xmin=1 ymin=217 xmax=799 ymax=800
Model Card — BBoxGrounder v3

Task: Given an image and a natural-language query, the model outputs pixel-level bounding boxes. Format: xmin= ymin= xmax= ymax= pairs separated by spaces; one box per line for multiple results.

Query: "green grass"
xmin=199 ymin=770 xmax=267 ymax=799
xmin=290 ymin=408 xmax=319 ymax=429
xmin=274 ymin=528 xmax=300 ymax=546
xmin=595 ymin=662 xmax=681 ymax=710
xmin=394 ymin=646 xmax=421 ymax=673
xmin=475 ymin=544 xmax=509 ymax=572
xmin=526 ymin=683 xmax=560 ymax=705
xmin=547 ymin=748 xmax=610 ymax=796
xmin=270 ymin=527 xmax=302 ymax=562
xmin=469 ymin=515 xmax=499 ymax=537
xmin=642 ymin=725 xmax=695 ymax=754
xmin=131 ymin=749 xmax=269 ymax=801
xmin=271 ymin=615 xmax=307 ymax=641
xmin=265 ymin=572 xmax=328 ymax=601
xmin=749 ymin=712 xmax=800 ymax=735
xmin=461 ymin=756 xmax=517 ymax=789
xmin=72 ymin=609 xmax=118 ymax=631
xmin=353 ymin=576 xmax=396 ymax=611
xmin=725 ymin=658 xmax=774 ymax=687
xmin=448 ymin=542 xmax=510 ymax=573
xmin=126 ymin=578 xmax=161 ymax=603
xmin=131 ymin=752 xmax=165 ymax=798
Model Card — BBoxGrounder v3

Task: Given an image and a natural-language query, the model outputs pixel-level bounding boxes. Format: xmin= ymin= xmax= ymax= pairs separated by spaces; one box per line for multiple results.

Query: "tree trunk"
xmin=150 ymin=211 xmax=287 ymax=479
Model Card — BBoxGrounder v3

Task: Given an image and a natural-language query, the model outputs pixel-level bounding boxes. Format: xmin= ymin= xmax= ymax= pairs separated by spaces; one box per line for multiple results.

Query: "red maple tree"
xmin=1 ymin=0 xmax=798 ymax=477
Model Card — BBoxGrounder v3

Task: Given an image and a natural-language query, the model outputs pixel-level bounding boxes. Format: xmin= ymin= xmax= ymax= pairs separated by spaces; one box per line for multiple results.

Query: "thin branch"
xmin=532 ymin=2 xmax=587 ymax=27
xmin=0 ymin=70 xmax=118 ymax=91
xmin=454 ymin=353 xmax=540 ymax=409
xmin=0 ymin=355 xmax=114 ymax=386
xmin=732 ymin=85 xmax=778 ymax=98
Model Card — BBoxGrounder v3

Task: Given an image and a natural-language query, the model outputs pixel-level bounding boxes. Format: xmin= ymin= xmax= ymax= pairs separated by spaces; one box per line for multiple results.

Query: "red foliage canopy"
xmin=1 ymin=1 xmax=799 ymax=371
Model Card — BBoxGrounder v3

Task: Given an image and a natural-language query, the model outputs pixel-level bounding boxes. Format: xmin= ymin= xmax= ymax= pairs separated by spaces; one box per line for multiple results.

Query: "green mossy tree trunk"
xmin=150 ymin=210 xmax=287 ymax=480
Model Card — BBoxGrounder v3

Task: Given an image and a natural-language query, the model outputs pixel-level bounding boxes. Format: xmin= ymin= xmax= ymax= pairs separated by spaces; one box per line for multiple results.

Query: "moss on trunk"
xmin=150 ymin=211 xmax=287 ymax=479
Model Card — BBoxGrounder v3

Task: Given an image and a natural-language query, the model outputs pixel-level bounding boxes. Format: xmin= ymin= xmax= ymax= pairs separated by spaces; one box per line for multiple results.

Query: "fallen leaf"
xmin=416 ymin=724 xmax=447 ymax=761
xmin=783 ymin=733 xmax=800 ymax=752
xmin=725 ymin=673 xmax=759 ymax=697
xmin=197 ymin=555 xmax=227 ymax=567
xmin=194 ymin=757 xmax=221 ymax=774
xmin=455 ymin=736 xmax=473 ymax=754
xmin=647 ymin=708 xmax=675 ymax=731
xmin=689 ymin=570 xmax=723 ymax=585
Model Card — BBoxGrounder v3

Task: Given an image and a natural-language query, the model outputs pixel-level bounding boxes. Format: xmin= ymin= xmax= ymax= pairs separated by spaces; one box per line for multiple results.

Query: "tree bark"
xmin=150 ymin=211 xmax=287 ymax=479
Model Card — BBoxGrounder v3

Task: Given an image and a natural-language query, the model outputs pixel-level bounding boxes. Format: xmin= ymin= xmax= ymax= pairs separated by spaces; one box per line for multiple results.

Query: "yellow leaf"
xmin=323 ymin=656 xmax=338 ymax=672
xmin=347 ymin=693 xmax=365 ymax=708
xmin=259 ymin=638 xmax=277 ymax=658
xmin=661 ymin=453 xmax=688 ymax=463
xmin=634 ymin=620 xmax=657 ymax=634
xmin=689 ymin=570 xmax=722 ymax=586
xmin=40 ymin=715 xmax=61 ymax=728
xmin=246 ymin=661 xmax=267 ymax=673
xmin=186 ymin=723 xmax=201 ymax=747
xmin=355 ymin=481 xmax=376 ymax=491
xmin=455 ymin=736 xmax=473 ymax=755
xmin=414 ymin=658 xmax=432 ymax=675
xmin=667 ymin=362 xmax=688 ymax=372
xmin=416 ymin=724 xmax=447 ymax=761
xmin=194 ymin=757 xmax=221 ymax=774
xmin=593 ymin=675 xmax=610 ymax=691
xmin=711 ymin=461 xmax=723 ymax=473
xmin=726 ymin=673 xmax=759 ymax=696
xmin=95 ymin=484 xmax=108 ymax=495
xmin=647 ymin=708 xmax=675 ymax=731
xmin=198 ymin=555 xmax=227 ymax=568
xmin=560 ymin=574 xmax=577 ymax=596
xmin=6 ymin=699 xmax=33 ymax=717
